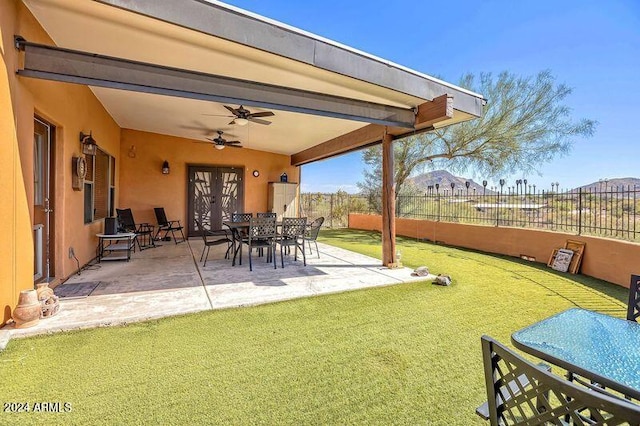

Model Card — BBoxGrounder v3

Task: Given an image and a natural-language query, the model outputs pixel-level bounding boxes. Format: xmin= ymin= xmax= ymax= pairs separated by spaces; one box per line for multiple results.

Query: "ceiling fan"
xmin=204 ymin=105 xmax=275 ymax=126
xmin=203 ymin=130 xmax=242 ymax=150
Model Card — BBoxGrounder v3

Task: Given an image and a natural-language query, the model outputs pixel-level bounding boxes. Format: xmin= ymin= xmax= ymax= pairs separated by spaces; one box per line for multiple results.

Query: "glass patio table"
xmin=511 ymin=308 xmax=640 ymax=400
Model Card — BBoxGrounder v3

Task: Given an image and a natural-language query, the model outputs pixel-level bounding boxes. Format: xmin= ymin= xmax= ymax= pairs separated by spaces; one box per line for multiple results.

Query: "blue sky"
xmin=222 ymin=0 xmax=640 ymax=192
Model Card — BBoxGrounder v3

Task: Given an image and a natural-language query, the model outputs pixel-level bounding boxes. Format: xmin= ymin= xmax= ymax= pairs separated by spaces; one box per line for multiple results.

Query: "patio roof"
xmin=20 ymin=0 xmax=485 ymax=160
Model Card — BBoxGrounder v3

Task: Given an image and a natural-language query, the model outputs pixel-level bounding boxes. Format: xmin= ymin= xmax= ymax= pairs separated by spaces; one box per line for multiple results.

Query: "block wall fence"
xmin=349 ymin=214 xmax=639 ymax=288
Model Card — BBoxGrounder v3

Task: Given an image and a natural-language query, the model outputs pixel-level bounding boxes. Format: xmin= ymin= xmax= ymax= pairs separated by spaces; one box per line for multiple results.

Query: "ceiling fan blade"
xmin=226 ymin=144 xmax=242 ymax=148
xmin=248 ymin=117 xmax=272 ymax=125
xmin=224 ymin=105 xmax=240 ymax=116
xmin=249 ymin=111 xmax=275 ymax=118
xmin=226 ymin=140 xmax=241 ymax=144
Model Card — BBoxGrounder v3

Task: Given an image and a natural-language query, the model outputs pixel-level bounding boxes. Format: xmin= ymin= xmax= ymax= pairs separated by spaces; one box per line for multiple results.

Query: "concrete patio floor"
xmin=3 ymin=239 xmax=430 ymax=341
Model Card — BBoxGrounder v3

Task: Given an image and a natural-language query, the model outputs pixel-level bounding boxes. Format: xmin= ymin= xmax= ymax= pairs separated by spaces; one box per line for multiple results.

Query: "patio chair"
xmin=230 ymin=213 xmax=253 ymax=265
xmin=232 ymin=213 xmax=253 ymax=222
xmin=477 ymin=335 xmax=640 ymax=425
xmin=195 ymin=220 xmax=232 ymax=267
xmin=277 ymin=217 xmax=307 ymax=268
xmin=627 ymin=274 xmax=640 ymax=322
xmin=154 ymin=207 xmax=185 ymax=244
xmin=304 ymin=216 xmax=324 ymax=258
xmin=257 ymin=212 xmax=277 ymax=219
xmin=247 ymin=217 xmax=277 ymax=271
xmin=116 ymin=208 xmax=155 ymax=250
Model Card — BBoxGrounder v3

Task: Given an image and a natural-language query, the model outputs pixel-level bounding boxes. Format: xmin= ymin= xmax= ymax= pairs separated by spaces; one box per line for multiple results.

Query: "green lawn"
xmin=0 ymin=229 xmax=628 ymax=425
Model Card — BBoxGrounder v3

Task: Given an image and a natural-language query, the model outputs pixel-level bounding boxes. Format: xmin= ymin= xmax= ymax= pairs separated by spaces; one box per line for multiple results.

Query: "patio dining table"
xmin=223 ymin=220 xmax=283 ymax=266
xmin=511 ymin=308 xmax=640 ymax=400
xmin=223 ymin=219 xmax=309 ymax=266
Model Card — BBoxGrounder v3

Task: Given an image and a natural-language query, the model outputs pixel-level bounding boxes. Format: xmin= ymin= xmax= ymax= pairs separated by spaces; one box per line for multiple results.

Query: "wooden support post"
xmin=381 ymin=131 xmax=396 ymax=266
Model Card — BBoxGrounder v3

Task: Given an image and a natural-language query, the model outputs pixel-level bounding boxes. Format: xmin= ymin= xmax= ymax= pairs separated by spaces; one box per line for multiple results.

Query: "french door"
xmin=187 ymin=166 xmax=244 ymax=237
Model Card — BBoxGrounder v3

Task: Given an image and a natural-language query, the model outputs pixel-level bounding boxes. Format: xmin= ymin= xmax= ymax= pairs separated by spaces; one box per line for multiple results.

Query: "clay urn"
xmin=13 ymin=289 xmax=41 ymax=328
xmin=36 ymin=282 xmax=54 ymax=301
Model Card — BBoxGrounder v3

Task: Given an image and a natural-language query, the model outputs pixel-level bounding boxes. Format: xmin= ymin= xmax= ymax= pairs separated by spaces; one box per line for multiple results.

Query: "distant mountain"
xmin=406 ymin=170 xmax=492 ymax=194
xmin=575 ymin=177 xmax=640 ymax=191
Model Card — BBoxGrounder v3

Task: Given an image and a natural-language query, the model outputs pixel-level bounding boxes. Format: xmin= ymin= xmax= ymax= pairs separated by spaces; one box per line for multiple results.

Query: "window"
xmin=84 ymin=148 xmax=115 ymax=224
xmin=34 ymin=134 xmax=44 ymax=205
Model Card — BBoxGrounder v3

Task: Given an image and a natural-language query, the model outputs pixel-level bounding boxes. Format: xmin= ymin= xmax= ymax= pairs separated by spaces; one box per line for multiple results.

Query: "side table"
xmin=96 ymin=233 xmax=136 ymax=262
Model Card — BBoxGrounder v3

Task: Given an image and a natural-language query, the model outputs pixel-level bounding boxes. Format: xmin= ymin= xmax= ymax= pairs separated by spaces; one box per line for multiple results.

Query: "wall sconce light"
xmin=162 ymin=160 xmax=170 ymax=174
xmin=79 ymin=131 xmax=97 ymax=155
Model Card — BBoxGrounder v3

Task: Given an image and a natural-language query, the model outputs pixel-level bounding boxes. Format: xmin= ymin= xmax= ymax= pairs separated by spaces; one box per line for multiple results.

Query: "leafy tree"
xmin=357 ymin=70 xmax=597 ymax=201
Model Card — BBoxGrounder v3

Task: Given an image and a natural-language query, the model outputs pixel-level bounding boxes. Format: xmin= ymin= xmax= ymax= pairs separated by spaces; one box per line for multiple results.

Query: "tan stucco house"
xmin=0 ymin=0 xmax=485 ymax=326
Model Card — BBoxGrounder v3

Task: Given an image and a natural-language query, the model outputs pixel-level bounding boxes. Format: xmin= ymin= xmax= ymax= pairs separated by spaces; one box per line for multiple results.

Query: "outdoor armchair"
xmin=477 ymin=335 xmax=640 ymax=425
xmin=257 ymin=212 xmax=277 ymax=219
xmin=229 ymin=213 xmax=253 ymax=265
xmin=154 ymin=207 xmax=185 ymax=244
xmin=304 ymin=216 xmax=324 ymax=258
xmin=277 ymin=217 xmax=307 ymax=268
xmin=628 ymin=274 xmax=640 ymax=322
xmin=116 ymin=208 xmax=155 ymax=250
xmin=195 ymin=220 xmax=232 ymax=267
xmin=247 ymin=217 xmax=277 ymax=271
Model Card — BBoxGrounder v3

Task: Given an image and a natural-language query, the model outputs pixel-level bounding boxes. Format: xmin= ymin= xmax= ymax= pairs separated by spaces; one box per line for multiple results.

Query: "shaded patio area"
xmin=5 ymin=240 xmax=429 ymax=338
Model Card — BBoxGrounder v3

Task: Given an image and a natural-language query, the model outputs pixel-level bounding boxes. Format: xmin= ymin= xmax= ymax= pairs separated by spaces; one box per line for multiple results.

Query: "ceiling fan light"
xmin=214 ymin=144 xmax=225 ymax=150
xmin=234 ymin=118 xmax=249 ymax=126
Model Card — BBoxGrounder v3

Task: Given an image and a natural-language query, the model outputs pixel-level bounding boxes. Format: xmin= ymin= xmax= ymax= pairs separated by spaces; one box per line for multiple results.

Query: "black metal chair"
xmin=230 ymin=213 xmax=253 ymax=265
xmin=154 ymin=207 xmax=185 ymax=244
xmin=195 ymin=220 xmax=232 ymax=267
xmin=232 ymin=213 xmax=253 ymax=222
xmin=116 ymin=208 xmax=155 ymax=250
xmin=627 ymin=274 xmax=640 ymax=322
xmin=255 ymin=213 xmax=276 ymax=256
xmin=277 ymin=217 xmax=307 ymax=268
xmin=257 ymin=212 xmax=277 ymax=219
xmin=304 ymin=216 xmax=324 ymax=258
xmin=247 ymin=217 xmax=277 ymax=271
xmin=477 ymin=335 xmax=640 ymax=425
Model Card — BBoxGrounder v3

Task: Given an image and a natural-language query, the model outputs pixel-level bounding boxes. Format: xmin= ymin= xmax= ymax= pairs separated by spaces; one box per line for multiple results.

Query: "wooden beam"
xmin=415 ymin=94 xmax=453 ymax=127
xmin=381 ymin=131 xmax=396 ymax=266
xmin=291 ymin=95 xmax=453 ymax=166
xmin=291 ymin=124 xmax=386 ymax=166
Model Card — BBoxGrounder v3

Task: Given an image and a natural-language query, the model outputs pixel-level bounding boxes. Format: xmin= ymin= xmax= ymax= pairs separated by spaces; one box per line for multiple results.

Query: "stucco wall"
xmin=1 ymin=1 xmax=121 ymax=324
xmin=119 ymin=130 xmax=299 ymax=231
xmin=349 ymin=214 xmax=640 ymax=288
xmin=0 ymin=0 xmax=33 ymax=325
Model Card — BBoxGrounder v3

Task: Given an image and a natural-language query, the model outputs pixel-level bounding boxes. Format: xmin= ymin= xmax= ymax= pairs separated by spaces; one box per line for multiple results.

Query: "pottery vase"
xmin=13 ymin=289 xmax=41 ymax=328
xmin=35 ymin=282 xmax=60 ymax=318
xmin=36 ymin=283 xmax=54 ymax=300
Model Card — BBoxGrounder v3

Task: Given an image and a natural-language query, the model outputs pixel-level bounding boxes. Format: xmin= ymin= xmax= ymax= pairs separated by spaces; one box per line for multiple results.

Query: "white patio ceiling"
xmin=21 ymin=0 xmax=484 ymax=158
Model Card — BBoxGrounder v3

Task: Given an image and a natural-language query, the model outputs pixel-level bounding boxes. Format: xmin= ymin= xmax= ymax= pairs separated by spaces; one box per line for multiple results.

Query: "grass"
xmin=0 ymin=229 xmax=629 ymax=425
